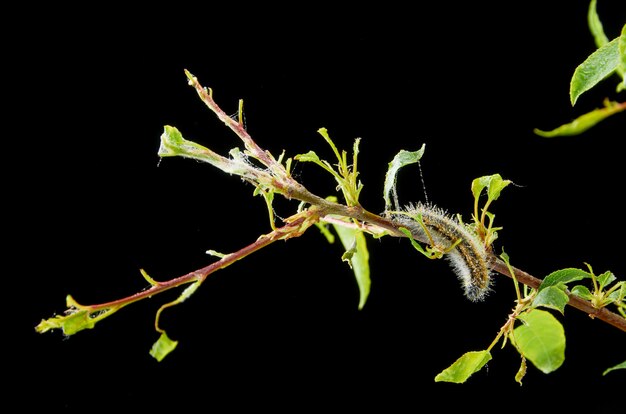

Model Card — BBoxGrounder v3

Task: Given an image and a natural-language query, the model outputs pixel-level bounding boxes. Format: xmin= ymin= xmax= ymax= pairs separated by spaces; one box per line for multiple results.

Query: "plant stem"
xmin=491 ymin=258 xmax=626 ymax=332
xmin=182 ymin=70 xmax=626 ymax=333
xmin=82 ymin=213 xmax=316 ymax=312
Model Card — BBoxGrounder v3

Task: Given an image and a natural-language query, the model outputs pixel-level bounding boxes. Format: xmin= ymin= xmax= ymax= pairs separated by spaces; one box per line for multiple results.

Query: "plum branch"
xmin=36 ymin=70 xmax=625 ymax=367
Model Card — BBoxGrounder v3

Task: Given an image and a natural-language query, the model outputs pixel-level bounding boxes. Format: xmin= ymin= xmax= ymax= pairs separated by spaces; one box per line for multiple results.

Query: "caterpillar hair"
xmin=393 ymin=202 xmax=493 ymax=301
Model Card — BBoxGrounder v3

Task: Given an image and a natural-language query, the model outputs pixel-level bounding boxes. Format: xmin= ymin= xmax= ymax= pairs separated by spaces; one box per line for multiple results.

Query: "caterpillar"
xmin=392 ymin=202 xmax=493 ymax=301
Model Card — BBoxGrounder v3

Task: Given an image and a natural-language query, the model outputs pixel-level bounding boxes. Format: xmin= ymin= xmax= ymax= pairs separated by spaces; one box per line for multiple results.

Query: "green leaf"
xmin=534 ymin=100 xmax=626 ymax=137
xmin=383 ymin=145 xmax=426 ymax=211
xmin=317 ymin=127 xmax=342 ymax=164
xmin=398 ymin=227 xmax=431 ymax=258
xmin=150 ymin=332 xmax=179 ymax=362
xmin=597 ymin=271 xmax=616 ymax=290
xmin=146 ymin=281 xmax=202 ymax=362
xmin=531 ymin=286 xmax=569 ymax=314
xmin=539 ymin=267 xmax=592 ymax=291
xmin=332 ymin=223 xmax=371 ymax=310
xmin=588 ymin=0 xmax=609 ymax=48
xmin=158 ymin=125 xmax=212 ymax=158
xmin=471 ymin=175 xmax=491 ymax=202
xmin=609 ymin=281 xmax=626 ymax=302
xmin=618 ymin=24 xmax=626 ymax=85
xmin=514 ymin=309 xmax=565 ymax=374
xmin=486 ymin=174 xmax=511 ymax=201
xmin=571 ymin=285 xmax=593 ymax=300
xmin=570 ymin=37 xmax=620 ymax=105
xmin=434 ymin=350 xmax=492 ymax=383
xmin=515 ymin=356 xmax=527 ymax=385
xmin=36 ymin=308 xmax=95 ymax=336
xmin=35 ymin=295 xmax=119 ymax=336
xmin=603 ymin=360 xmax=626 ymax=375
xmin=294 ymin=150 xmax=322 ymax=164
xmin=471 ymin=174 xmax=511 ymax=204
xmin=158 ymin=126 xmax=250 ymax=176
xmin=295 ymin=150 xmax=340 ymax=179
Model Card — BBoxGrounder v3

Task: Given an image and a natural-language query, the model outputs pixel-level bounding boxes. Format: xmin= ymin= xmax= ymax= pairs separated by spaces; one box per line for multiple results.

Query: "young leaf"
xmin=35 ymin=296 xmax=119 ymax=336
xmin=36 ymin=308 xmax=96 ymax=336
xmin=434 ymin=350 xmax=492 ymax=383
xmin=515 ymin=356 xmax=527 ymax=386
xmin=538 ymin=267 xmax=592 ymax=291
xmin=514 ymin=309 xmax=565 ymax=374
xmin=150 ymin=332 xmax=179 ymax=362
xmin=158 ymin=126 xmax=250 ymax=176
xmin=471 ymin=174 xmax=511 ymax=204
xmin=294 ymin=150 xmax=323 ymax=165
xmin=571 ymin=285 xmax=593 ymax=300
xmin=588 ymin=0 xmax=609 ymax=48
xmin=602 ymin=360 xmax=626 ymax=375
xmin=597 ymin=270 xmax=616 ymax=290
xmin=383 ymin=145 xmax=426 ymax=211
xmin=610 ymin=281 xmax=626 ymax=302
xmin=487 ymin=175 xmax=511 ymax=201
xmin=317 ymin=127 xmax=342 ymax=164
xmin=618 ymin=24 xmax=626 ymax=86
xmin=533 ymin=100 xmax=626 ymax=137
xmin=332 ymin=223 xmax=371 ymax=310
xmin=570 ymin=37 xmax=620 ymax=105
xmin=531 ymin=286 xmax=569 ymax=314
xmin=398 ymin=227 xmax=432 ymax=258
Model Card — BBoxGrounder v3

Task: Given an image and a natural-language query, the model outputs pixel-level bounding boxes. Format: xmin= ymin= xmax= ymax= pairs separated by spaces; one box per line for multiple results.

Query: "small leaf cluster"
xmin=435 ymin=262 xmax=625 ymax=384
xmin=539 ymin=265 xmax=625 ymax=318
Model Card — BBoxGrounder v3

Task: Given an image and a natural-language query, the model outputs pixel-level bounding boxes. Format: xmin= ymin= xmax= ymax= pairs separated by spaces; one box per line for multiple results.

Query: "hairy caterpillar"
xmin=393 ymin=202 xmax=493 ymax=301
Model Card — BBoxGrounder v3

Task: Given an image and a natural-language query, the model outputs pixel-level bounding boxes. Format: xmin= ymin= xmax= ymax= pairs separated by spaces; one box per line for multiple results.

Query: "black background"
xmin=11 ymin=1 xmax=625 ymax=411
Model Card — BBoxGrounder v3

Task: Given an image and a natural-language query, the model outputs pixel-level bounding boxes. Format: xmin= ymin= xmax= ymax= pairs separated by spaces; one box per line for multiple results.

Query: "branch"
xmin=35 ymin=208 xmax=321 ymax=335
xmin=180 ymin=70 xmax=626 ymax=333
xmin=492 ymin=258 xmax=626 ymax=332
xmin=38 ymin=71 xmax=625 ymax=342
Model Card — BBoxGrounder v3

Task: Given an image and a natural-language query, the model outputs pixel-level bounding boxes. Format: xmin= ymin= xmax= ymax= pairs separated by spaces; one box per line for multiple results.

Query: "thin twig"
xmin=492 ymin=258 xmax=626 ymax=332
xmin=76 ymin=214 xmax=315 ymax=312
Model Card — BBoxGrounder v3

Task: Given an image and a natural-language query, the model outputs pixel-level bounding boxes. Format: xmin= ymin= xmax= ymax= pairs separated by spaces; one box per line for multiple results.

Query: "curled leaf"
xmin=150 ymin=332 xmax=179 ymax=362
xmin=515 ymin=356 xmax=527 ymax=386
xmin=158 ymin=125 xmax=252 ymax=177
xmin=571 ymin=285 xmax=593 ymax=300
xmin=35 ymin=295 xmax=120 ymax=336
xmin=383 ymin=145 xmax=426 ymax=211
xmin=570 ymin=37 xmax=620 ymax=105
xmin=434 ymin=350 xmax=492 ymax=383
xmin=534 ymin=100 xmax=626 ymax=137
xmin=597 ymin=270 xmax=616 ymax=290
xmin=471 ymin=174 xmax=511 ymax=204
xmin=603 ymin=360 xmax=626 ymax=375
xmin=587 ymin=0 xmax=609 ymax=48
